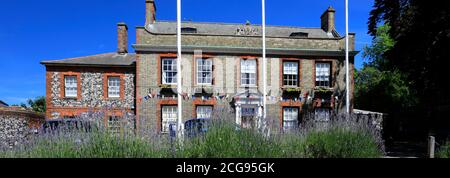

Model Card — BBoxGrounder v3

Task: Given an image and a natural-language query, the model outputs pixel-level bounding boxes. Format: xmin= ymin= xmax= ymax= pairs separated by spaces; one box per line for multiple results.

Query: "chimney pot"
xmin=117 ymin=23 xmax=128 ymax=54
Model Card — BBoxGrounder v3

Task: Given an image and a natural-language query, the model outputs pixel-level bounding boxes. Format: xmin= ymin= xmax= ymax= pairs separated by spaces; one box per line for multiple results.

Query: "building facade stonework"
xmin=42 ymin=0 xmax=357 ymax=133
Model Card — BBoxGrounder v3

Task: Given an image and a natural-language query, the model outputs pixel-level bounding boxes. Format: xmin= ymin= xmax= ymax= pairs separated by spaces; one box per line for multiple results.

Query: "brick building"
xmin=42 ymin=0 xmax=357 ymax=133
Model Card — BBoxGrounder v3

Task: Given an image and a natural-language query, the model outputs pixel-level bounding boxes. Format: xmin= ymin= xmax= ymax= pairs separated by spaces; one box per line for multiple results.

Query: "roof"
xmin=41 ymin=53 xmax=136 ymax=67
xmin=146 ymin=21 xmax=339 ymax=39
xmin=0 ymin=100 xmax=8 ymax=107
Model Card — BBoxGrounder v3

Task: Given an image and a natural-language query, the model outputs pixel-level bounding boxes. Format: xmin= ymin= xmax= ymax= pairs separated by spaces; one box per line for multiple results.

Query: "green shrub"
xmin=436 ymin=142 xmax=450 ymax=158
xmin=304 ymin=127 xmax=382 ymax=158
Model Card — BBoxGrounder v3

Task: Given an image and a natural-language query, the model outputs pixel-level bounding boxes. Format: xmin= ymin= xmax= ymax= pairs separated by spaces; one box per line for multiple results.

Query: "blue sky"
xmin=0 ymin=0 xmax=374 ymax=105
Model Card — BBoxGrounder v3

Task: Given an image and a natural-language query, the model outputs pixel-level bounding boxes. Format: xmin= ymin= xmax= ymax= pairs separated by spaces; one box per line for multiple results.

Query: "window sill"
xmin=314 ymin=86 xmax=334 ymax=91
xmin=63 ymin=97 xmax=78 ymax=100
xmin=159 ymin=84 xmax=177 ymax=88
xmin=281 ymin=86 xmax=301 ymax=89
xmin=196 ymin=84 xmax=213 ymax=87
xmin=240 ymin=85 xmax=258 ymax=88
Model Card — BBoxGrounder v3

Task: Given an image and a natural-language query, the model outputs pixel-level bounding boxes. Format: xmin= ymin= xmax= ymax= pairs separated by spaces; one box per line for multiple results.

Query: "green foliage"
xmin=355 ymin=24 xmax=416 ymax=113
xmin=369 ymin=0 xmax=450 ymax=136
xmin=304 ymin=127 xmax=382 ymax=158
xmin=27 ymin=96 xmax=46 ymax=113
xmin=355 ymin=67 xmax=416 ymax=112
xmin=0 ymin=120 xmax=383 ymax=158
xmin=362 ymin=24 xmax=395 ymax=70
xmin=436 ymin=142 xmax=450 ymax=159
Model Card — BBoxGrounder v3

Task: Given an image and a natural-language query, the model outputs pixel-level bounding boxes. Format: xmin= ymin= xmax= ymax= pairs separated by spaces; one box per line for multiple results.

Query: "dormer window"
xmin=181 ymin=27 xmax=197 ymax=34
xmin=290 ymin=32 xmax=309 ymax=38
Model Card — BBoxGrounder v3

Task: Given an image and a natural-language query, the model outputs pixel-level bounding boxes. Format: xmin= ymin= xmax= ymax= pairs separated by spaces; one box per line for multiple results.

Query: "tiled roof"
xmin=41 ymin=53 xmax=135 ymax=66
xmin=146 ymin=21 xmax=339 ymax=39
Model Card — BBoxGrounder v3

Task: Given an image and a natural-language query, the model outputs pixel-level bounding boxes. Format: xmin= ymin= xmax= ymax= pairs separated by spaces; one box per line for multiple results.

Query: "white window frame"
xmin=108 ymin=77 xmax=121 ymax=98
xmin=196 ymin=105 xmax=213 ymax=119
xmin=64 ymin=76 xmax=77 ymax=98
xmin=315 ymin=62 xmax=331 ymax=87
xmin=315 ymin=108 xmax=331 ymax=121
xmin=283 ymin=61 xmax=299 ymax=87
xmin=240 ymin=59 xmax=257 ymax=86
xmin=196 ymin=58 xmax=213 ymax=85
xmin=283 ymin=107 xmax=299 ymax=130
xmin=161 ymin=106 xmax=177 ymax=133
xmin=162 ymin=58 xmax=177 ymax=85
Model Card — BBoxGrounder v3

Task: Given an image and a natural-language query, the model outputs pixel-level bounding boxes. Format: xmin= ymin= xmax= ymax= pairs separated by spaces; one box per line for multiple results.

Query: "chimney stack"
xmin=117 ymin=23 xmax=128 ymax=54
xmin=321 ymin=6 xmax=336 ymax=33
xmin=145 ymin=0 xmax=156 ymax=25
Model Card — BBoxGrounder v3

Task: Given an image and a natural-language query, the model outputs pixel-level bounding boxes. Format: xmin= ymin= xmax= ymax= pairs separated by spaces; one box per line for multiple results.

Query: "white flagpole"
xmin=345 ymin=0 xmax=350 ymax=114
xmin=176 ymin=0 xmax=184 ymax=138
xmin=262 ymin=0 xmax=267 ymax=128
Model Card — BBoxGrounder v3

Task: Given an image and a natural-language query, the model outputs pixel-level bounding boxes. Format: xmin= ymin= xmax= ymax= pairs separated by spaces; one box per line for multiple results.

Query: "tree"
xmin=356 ymin=24 xmax=415 ymax=112
xmin=362 ymin=24 xmax=394 ymax=70
xmin=356 ymin=24 xmax=416 ymax=111
xmin=355 ymin=24 xmax=417 ymax=140
xmin=368 ymin=0 xmax=450 ymax=139
xmin=27 ymin=96 xmax=46 ymax=113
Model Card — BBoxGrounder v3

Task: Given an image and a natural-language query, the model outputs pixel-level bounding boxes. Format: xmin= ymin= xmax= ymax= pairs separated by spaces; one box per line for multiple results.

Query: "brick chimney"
xmin=117 ymin=23 xmax=128 ymax=54
xmin=145 ymin=0 xmax=156 ymax=25
xmin=321 ymin=6 xmax=336 ymax=33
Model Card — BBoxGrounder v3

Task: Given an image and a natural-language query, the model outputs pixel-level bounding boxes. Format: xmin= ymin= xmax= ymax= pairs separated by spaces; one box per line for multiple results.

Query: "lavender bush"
xmin=0 ymin=107 xmax=384 ymax=158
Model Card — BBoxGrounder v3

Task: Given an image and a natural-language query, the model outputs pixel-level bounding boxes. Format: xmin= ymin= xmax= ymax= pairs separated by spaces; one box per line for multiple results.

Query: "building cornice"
xmin=132 ymin=44 xmax=359 ymax=57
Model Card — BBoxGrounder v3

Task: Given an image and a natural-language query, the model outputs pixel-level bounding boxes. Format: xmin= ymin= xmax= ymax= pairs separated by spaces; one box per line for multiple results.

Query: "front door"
xmin=241 ymin=106 xmax=257 ymax=129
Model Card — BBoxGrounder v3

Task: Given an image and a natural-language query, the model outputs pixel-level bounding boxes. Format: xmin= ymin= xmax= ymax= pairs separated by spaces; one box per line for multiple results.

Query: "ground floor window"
xmin=108 ymin=116 xmax=121 ymax=133
xmin=283 ymin=107 xmax=299 ymax=130
xmin=196 ymin=105 xmax=213 ymax=119
xmin=315 ymin=108 xmax=331 ymax=121
xmin=162 ymin=106 xmax=177 ymax=133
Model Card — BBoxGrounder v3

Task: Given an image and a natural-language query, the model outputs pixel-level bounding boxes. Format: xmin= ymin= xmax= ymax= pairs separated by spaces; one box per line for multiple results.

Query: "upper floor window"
xmin=161 ymin=106 xmax=177 ymax=133
xmin=162 ymin=58 xmax=177 ymax=85
xmin=241 ymin=59 xmax=257 ymax=86
xmin=196 ymin=105 xmax=213 ymax=119
xmin=64 ymin=76 xmax=77 ymax=98
xmin=315 ymin=62 xmax=331 ymax=87
xmin=283 ymin=61 xmax=299 ymax=87
xmin=196 ymin=58 xmax=213 ymax=85
xmin=108 ymin=77 xmax=120 ymax=98
xmin=283 ymin=107 xmax=299 ymax=130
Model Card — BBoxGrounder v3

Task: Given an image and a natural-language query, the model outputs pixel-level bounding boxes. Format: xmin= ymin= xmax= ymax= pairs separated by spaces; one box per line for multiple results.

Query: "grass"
xmin=0 ymin=112 xmax=384 ymax=158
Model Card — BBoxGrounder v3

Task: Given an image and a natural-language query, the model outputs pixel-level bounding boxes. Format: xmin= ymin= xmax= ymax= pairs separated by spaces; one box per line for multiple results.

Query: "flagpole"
xmin=345 ymin=0 xmax=350 ymax=114
xmin=176 ymin=0 xmax=184 ymax=138
xmin=262 ymin=0 xmax=267 ymax=129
